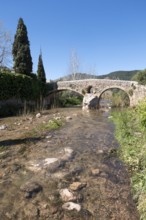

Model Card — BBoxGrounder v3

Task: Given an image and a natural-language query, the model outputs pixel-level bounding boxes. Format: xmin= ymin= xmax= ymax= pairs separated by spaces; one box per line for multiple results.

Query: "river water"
xmin=0 ymin=107 xmax=139 ymax=219
xmin=51 ymin=108 xmax=139 ymax=219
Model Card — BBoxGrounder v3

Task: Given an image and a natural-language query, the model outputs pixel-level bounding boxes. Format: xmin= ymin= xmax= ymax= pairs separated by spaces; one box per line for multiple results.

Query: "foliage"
xmin=111 ymin=91 xmax=129 ymax=107
xmin=55 ymin=91 xmax=82 ymax=107
xmin=57 ymin=70 xmax=139 ymax=81
xmin=136 ymin=97 xmax=146 ymax=129
xmin=98 ymin=70 xmax=139 ymax=81
xmin=48 ymin=90 xmax=82 ymax=108
xmin=101 ymin=89 xmax=130 ymax=108
xmin=12 ymin=18 xmax=33 ymax=75
xmin=132 ymin=69 xmax=146 ymax=85
xmin=47 ymin=119 xmax=63 ymax=129
xmin=0 ymin=72 xmax=40 ymax=101
xmin=37 ymin=53 xmax=46 ymax=83
xmin=0 ymin=66 xmax=11 ymax=73
xmin=111 ymin=106 xmax=146 ymax=219
xmin=38 ymin=118 xmax=63 ymax=131
xmin=60 ymin=96 xmax=82 ymax=107
xmin=36 ymin=52 xmax=47 ymax=109
xmin=46 ymin=81 xmax=57 ymax=93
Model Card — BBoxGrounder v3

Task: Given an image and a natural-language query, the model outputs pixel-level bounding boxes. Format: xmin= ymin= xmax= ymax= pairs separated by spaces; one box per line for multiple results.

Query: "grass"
xmin=111 ymin=108 xmax=146 ymax=220
xmin=23 ymin=118 xmax=64 ymax=140
xmin=0 ymin=145 xmax=10 ymax=152
xmin=38 ymin=118 xmax=63 ymax=130
xmin=0 ymin=146 xmax=10 ymax=159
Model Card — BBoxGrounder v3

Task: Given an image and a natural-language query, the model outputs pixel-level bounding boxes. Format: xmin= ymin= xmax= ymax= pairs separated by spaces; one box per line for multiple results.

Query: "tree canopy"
xmin=37 ymin=52 xmax=46 ymax=83
xmin=12 ymin=18 xmax=33 ymax=75
xmin=132 ymin=69 xmax=146 ymax=85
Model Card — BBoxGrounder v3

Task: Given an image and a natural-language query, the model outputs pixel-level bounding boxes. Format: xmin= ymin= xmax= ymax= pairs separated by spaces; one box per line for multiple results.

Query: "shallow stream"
xmin=0 ymin=108 xmax=139 ymax=219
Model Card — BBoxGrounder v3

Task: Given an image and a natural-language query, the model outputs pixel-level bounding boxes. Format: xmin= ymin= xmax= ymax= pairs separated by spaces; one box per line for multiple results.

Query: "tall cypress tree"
xmin=37 ymin=52 xmax=46 ymax=83
xmin=12 ymin=18 xmax=33 ymax=75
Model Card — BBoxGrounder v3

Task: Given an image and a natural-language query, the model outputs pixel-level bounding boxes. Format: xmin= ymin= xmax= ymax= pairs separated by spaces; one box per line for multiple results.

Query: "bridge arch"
xmin=98 ymin=86 xmax=130 ymax=107
xmin=46 ymin=89 xmax=83 ymax=108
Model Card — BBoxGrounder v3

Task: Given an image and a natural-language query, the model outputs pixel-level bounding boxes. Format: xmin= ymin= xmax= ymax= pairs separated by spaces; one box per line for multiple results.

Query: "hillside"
xmin=97 ymin=70 xmax=139 ymax=80
xmin=56 ymin=73 xmax=98 ymax=81
xmin=56 ymin=70 xmax=139 ymax=81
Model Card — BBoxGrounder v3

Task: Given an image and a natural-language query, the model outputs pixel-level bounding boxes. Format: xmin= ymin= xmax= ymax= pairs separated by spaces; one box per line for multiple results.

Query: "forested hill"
xmin=97 ymin=70 xmax=139 ymax=80
xmin=57 ymin=70 xmax=139 ymax=81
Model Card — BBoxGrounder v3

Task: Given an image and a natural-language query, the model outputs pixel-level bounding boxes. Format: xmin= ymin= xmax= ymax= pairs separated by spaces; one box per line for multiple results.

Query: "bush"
xmin=48 ymin=90 xmax=83 ymax=108
xmin=0 ymin=72 xmax=50 ymax=116
xmin=136 ymin=98 xmax=146 ymax=129
xmin=111 ymin=107 xmax=146 ymax=219
xmin=60 ymin=96 xmax=82 ymax=107
xmin=132 ymin=69 xmax=146 ymax=85
xmin=0 ymin=72 xmax=41 ymax=101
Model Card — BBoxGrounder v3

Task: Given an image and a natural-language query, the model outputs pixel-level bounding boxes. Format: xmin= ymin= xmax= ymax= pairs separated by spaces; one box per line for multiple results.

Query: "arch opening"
xmin=98 ymin=88 xmax=130 ymax=109
xmin=46 ymin=89 xmax=83 ymax=109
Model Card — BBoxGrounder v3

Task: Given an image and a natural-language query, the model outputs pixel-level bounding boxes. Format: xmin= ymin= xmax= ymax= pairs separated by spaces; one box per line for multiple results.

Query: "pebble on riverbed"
xmin=36 ymin=113 xmax=41 ymax=118
xmin=0 ymin=124 xmax=7 ymax=130
xmin=66 ymin=116 xmax=72 ymax=120
xmin=20 ymin=181 xmax=43 ymax=198
xmin=62 ymin=202 xmax=81 ymax=212
xmin=26 ymin=147 xmax=74 ymax=174
xmin=91 ymin=168 xmax=100 ymax=176
xmin=69 ymin=182 xmax=87 ymax=191
xmin=45 ymin=135 xmax=53 ymax=139
xmin=59 ymin=188 xmax=77 ymax=202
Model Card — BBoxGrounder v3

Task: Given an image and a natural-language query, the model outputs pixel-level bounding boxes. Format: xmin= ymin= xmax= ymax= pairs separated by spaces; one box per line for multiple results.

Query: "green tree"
xmin=12 ymin=18 xmax=33 ymax=75
xmin=132 ymin=69 xmax=146 ymax=85
xmin=37 ymin=52 xmax=46 ymax=109
xmin=37 ymin=52 xmax=46 ymax=83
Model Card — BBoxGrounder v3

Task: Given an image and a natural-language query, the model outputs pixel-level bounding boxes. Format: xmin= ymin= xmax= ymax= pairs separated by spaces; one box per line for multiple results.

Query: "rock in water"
xmin=20 ymin=181 xmax=42 ymax=198
xmin=59 ymin=188 xmax=76 ymax=202
xmin=62 ymin=202 xmax=81 ymax=212
xmin=36 ymin=113 xmax=41 ymax=118
xmin=69 ymin=182 xmax=87 ymax=191
xmin=0 ymin=124 xmax=7 ymax=130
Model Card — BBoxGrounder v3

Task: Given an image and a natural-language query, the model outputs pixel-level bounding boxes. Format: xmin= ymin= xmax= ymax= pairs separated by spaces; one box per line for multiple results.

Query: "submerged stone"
xmin=69 ymin=182 xmax=87 ymax=191
xmin=62 ymin=202 xmax=81 ymax=212
xmin=20 ymin=181 xmax=42 ymax=198
xmin=60 ymin=188 xmax=77 ymax=202
xmin=0 ymin=124 xmax=7 ymax=130
xmin=91 ymin=168 xmax=100 ymax=176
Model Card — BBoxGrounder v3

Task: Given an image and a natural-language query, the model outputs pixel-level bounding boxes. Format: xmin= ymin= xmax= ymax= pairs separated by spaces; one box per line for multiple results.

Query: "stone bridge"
xmin=50 ymin=79 xmax=146 ymax=109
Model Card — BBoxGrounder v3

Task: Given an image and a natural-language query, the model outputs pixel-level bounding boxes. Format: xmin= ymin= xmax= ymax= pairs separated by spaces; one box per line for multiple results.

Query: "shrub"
xmin=111 ymin=106 xmax=146 ymax=219
xmin=0 ymin=72 xmax=40 ymax=101
xmin=136 ymin=98 xmax=146 ymax=129
xmin=132 ymin=69 xmax=146 ymax=85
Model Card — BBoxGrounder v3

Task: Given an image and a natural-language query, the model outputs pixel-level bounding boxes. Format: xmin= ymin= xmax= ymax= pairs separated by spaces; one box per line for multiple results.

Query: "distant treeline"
xmin=97 ymin=70 xmax=139 ymax=80
xmin=57 ymin=70 xmax=139 ymax=81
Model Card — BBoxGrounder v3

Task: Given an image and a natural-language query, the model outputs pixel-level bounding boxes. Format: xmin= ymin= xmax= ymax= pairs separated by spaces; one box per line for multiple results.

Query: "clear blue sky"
xmin=1 ymin=0 xmax=146 ymax=80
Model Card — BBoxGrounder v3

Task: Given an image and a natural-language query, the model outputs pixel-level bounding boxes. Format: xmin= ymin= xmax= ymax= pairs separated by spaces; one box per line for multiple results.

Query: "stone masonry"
xmin=55 ymin=79 xmax=146 ymax=109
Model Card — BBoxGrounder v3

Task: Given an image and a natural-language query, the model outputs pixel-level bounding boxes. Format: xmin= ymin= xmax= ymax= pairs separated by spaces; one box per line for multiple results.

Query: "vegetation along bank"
xmin=111 ymin=99 xmax=146 ymax=220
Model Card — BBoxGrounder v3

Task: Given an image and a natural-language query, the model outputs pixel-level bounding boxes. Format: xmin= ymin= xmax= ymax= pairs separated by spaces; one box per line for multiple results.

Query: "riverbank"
xmin=111 ymin=104 xmax=146 ymax=220
xmin=0 ymin=108 xmax=139 ymax=219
